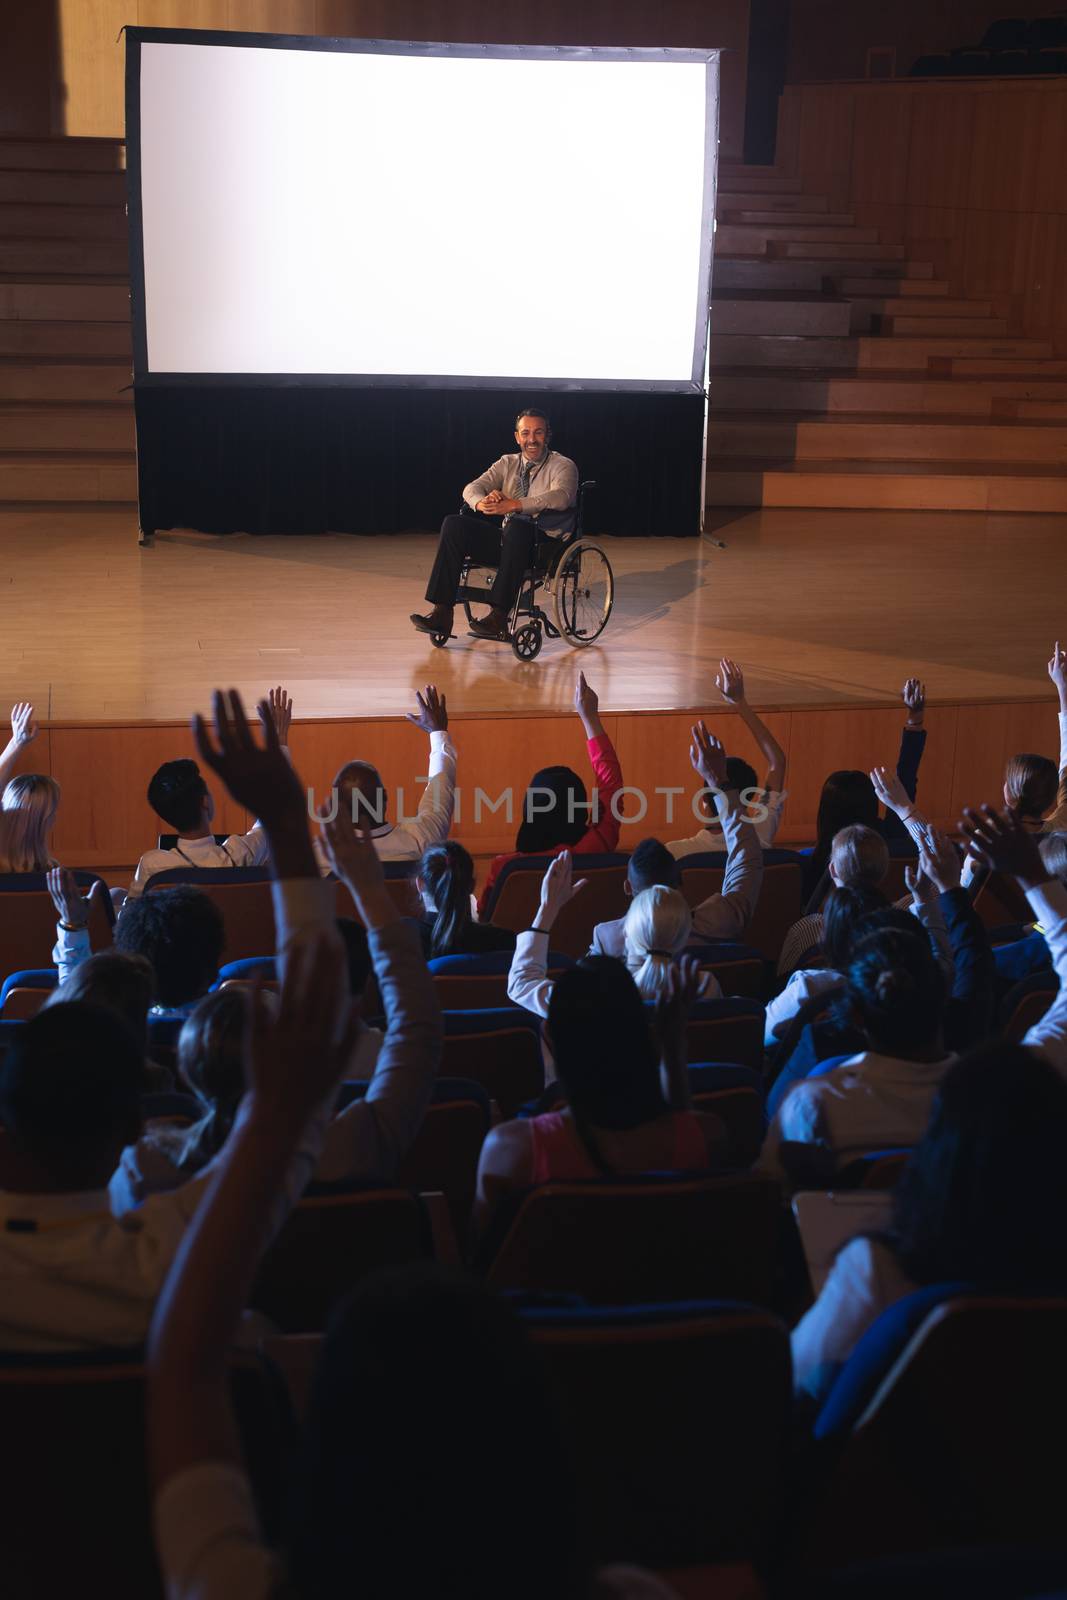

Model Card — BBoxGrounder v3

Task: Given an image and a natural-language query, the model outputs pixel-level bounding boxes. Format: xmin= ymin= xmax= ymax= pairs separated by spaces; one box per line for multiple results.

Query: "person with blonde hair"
xmin=623 ymin=884 xmax=718 ymax=1000
xmin=0 ymin=702 xmax=59 ymax=872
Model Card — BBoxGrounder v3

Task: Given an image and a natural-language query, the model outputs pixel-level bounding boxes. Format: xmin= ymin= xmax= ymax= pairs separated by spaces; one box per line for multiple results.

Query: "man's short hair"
xmin=335 ymin=761 xmax=388 ymax=827
xmin=148 ymin=759 xmax=209 ymax=834
xmin=116 ymin=886 xmax=225 ymax=1007
xmin=627 ymin=837 xmax=681 ymax=893
xmin=725 ymin=756 xmax=758 ymax=796
xmin=0 ymin=1001 xmax=143 ymax=1186
xmin=514 ymin=406 xmax=551 ymax=433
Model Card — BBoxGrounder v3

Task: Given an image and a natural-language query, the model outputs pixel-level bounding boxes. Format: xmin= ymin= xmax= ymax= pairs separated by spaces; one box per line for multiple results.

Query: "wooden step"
xmin=0 ymin=203 xmax=127 ymax=240
xmin=818 ymin=258 xmax=934 ymax=280
xmin=0 ymin=449 xmax=136 ymax=501
xmin=0 ymin=239 xmax=128 ymax=275
xmin=992 ymin=398 xmax=1067 ymax=420
xmin=0 ymin=138 xmax=125 ymax=173
xmin=0 ymin=403 xmax=135 ymax=451
xmin=930 ymin=357 xmax=1067 ymax=377
xmin=713 ymin=190 xmax=827 ymax=212
xmin=771 ymin=241 xmax=907 ymax=261
xmin=712 ymin=259 xmax=826 ymax=292
xmin=795 ymin=418 xmax=1067 ymax=465
xmin=709 ymin=334 xmax=857 ymax=369
xmin=881 ymin=314 xmax=1009 ymax=337
xmin=839 ymin=277 xmax=951 ymax=297
xmin=0 ymin=171 xmax=127 ymax=206
xmin=0 ymin=319 xmax=132 ymax=356
xmin=858 ymin=336 xmax=1053 ymax=370
xmin=0 ymin=281 xmax=130 ymax=321
xmin=0 ymin=359 xmax=132 ymax=401
xmin=712 ymin=295 xmax=851 ymax=337
xmin=718 ymin=173 xmax=802 ymax=194
xmin=720 ymin=210 xmax=856 ymax=227
xmin=851 ymin=297 xmax=991 ymax=319
xmin=704 ymin=458 xmax=1067 ymax=512
xmin=718 ymin=223 xmax=880 ymax=252
xmin=709 ymin=370 xmax=1067 ymax=418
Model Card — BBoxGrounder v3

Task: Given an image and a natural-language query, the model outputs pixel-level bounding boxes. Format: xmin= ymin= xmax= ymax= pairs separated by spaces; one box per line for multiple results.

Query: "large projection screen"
xmin=127 ymin=31 xmax=718 ymax=392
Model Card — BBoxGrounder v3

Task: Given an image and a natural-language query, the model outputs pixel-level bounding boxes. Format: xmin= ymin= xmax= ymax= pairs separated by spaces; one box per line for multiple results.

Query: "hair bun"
xmin=875 ymin=968 xmax=914 ymax=1005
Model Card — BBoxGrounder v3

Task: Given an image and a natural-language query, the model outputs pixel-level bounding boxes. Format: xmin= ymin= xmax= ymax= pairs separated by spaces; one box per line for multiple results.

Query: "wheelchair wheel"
xmin=430 ymin=632 xmax=449 ymax=649
xmin=512 ymin=620 xmax=543 ymax=661
xmin=553 ymin=541 xmax=614 ymax=646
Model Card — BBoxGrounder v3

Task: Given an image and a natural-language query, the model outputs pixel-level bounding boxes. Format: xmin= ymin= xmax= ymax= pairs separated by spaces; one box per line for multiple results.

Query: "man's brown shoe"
xmin=468 ymin=607 xmax=510 ymax=641
xmin=411 ymin=606 xmax=453 ymax=636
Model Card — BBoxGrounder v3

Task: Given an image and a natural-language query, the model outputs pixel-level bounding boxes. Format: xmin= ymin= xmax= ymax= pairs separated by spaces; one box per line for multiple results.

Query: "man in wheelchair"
xmin=410 ymin=406 xmax=578 ymax=643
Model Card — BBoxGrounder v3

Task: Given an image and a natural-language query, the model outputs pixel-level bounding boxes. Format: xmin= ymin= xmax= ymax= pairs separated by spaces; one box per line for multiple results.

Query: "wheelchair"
xmin=429 ymin=479 xmax=615 ymax=662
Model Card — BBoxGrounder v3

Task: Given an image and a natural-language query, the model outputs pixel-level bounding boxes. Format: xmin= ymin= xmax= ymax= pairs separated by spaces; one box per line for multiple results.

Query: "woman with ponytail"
xmin=474 ymin=954 xmax=726 ymax=1243
xmin=416 ymin=841 xmax=515 ymax=959
xmin=623 ymin=884 xmax=718 ymax=1000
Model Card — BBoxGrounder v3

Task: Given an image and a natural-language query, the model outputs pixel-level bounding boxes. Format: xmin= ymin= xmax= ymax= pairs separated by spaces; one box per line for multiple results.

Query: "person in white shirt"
xmin=311 ymin=683 xmax=457 ymax=872
xmin=791 ymin=1041 xmax=1067 ymax=1406
xmin=668 ymin=658 xmax=787 ymax=857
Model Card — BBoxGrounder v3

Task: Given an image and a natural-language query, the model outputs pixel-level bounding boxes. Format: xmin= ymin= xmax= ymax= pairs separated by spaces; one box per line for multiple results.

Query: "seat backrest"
xmin=522 ymin=1300 xmax=791 ymax=1569
xmin=486 ymin=1172 xmax=780 ymax=1305
xmin=688 ymin=1062 xmax=767 ymax=1168
xmin=808 ymin=1295 xmax=1067 ymax=1567
xmin=833 ymin=1147 xmax=913 ymax=1190
xmin=252 ymin=1187 xmax=432 ymax=1333
xmin=688 ymin=941 xmax=766 ymax=1000
xmin=441 ymin=1007 xmax=546 ymax=1116
xmin=999 ymin=971 xmax=1056 ymax=1043
xmin=486 ymin=853 xmax=630 ymax=958
xmin=971 ymin=867 xmax=1035 ymax=929
xmin=0 ymin=872 xmax=113 ymax=977
xmin=675 ymin=997 xmax=766 ymax=1069
xmin=144 ymin=866 xmax=275 ymax=964
xmin=1 ymin=983 xmax=53 ymax=1019
xmin=677 ymin=851 xmax=804 ymax=963
xmin=428 ymin=949 xmax=574 ymax=1011
xmin=335 ymin=869 xmax=421 ymax=924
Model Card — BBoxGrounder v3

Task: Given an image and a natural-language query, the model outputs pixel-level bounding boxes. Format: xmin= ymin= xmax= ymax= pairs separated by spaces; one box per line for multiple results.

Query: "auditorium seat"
xmin=688 ymin=1062 xmax=767 ymax=1167
xmin=689 ymin=941 xmax=766 ymax=1000
xmin=970 ymin=865 xmax=1037 ymax=930
xmin=483 ymin=852 xmax=630 ymax=958
xmin=520 ymin=1299 xmax=792 ymax=1569
xmin=803 ymin=1291 xmax=1067 ymax=1567
xmin=675 ymin=850 xmax=804 ymax=964
xmin=428 ymin=948 xmax=574 ymax=1010
xmin=671 ymin=996 xmax=766 ymax=1070
xmin=999 ymin=971 xmax=1056 ymax=1042
xmin=0 ymin=966 xmax=57 ymax=1018
xmin=0 ymin=871 xmax=113 ymax=977
xmin=441 ymin=1007 xmax=546 ymax=1116
xmin=484 ymin=1172 xmax=781 ymax=1305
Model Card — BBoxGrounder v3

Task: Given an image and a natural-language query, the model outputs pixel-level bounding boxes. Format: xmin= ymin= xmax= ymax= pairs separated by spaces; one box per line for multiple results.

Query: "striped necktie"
xmin=518 ymin=456 xmax=532 ymax=498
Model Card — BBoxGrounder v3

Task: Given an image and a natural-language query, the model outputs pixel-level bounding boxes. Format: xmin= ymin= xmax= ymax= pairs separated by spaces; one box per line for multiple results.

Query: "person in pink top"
xmin=472 ymin=955 xmax=727 ymax=1245
xmin=477 ymin=671 xmax=623 ymax=916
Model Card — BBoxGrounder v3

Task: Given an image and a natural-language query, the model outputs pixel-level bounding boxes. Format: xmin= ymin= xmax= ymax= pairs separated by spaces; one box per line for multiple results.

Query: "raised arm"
xmin=716 ymin=658 xmax=785 ymax=798
xmin=1047 ymin=642 xmax=1067 ymax=830
xmin=0 ymin=702 xmax=39 ymax=794
xmin=688 ymin=721 xmax=764 ymax=941
xmin=914 ymin=827 xmax=994 ymax=1047
xmin=506 ymin=851 xmax=587 ymax=1021
xmin=574 ymin=672 xmax=623 ymax=851
xmin=397 ymin=684 xmax=456 ymax=853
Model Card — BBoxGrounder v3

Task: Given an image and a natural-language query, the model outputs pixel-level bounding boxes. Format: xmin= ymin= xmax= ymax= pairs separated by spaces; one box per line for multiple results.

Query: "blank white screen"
xmin=137 ymin=41 xmax=713 ymax=384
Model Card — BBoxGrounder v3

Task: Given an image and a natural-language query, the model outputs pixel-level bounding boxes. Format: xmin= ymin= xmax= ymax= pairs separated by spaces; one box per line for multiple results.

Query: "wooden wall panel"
xmin=35 ymin=697 xmax=1063 ymax=872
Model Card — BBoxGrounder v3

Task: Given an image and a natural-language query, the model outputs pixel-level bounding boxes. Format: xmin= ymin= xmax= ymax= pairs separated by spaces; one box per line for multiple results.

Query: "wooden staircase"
xmin=0 ymin=136 xmax=134 ymax=505
xmin=708 ymin=162 xmax=1067 ymax=512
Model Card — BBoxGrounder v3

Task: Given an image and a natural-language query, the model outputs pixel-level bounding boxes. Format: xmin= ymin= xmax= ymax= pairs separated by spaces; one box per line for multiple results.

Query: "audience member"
xmin=764 ymin=882 xmax=887 ymax=1050
xmin=0 ymin=702 xmax=59 ymax=872
xmin=41 ymin=946 xmax=172 ymax=1091
xmin=777 ymin=823 xmax=890 ymax=977
xmin=478 ymin=672 xmax=622 ymax=915
xmin=416 ymin=840 xmax=515 ymax=958
xmin=668 ymin=658 xmax=787 ymax=854
xmin=312 ymin=684 xmax=457 ymax=871
xmin=791 ymin=1043 xmax=1067 ymax=1404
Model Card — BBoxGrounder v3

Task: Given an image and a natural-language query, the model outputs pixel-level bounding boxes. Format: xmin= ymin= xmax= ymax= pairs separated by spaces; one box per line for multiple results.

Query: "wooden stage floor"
xmin=4 ymin=504 xmax=1065 ymax=722
xmin=3 ymin=503 xmax=1065 ymax=869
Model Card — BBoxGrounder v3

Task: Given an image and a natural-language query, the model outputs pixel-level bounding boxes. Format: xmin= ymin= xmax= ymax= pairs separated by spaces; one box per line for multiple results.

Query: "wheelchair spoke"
xmin=554 ymin=543 xmax=614 ymax=646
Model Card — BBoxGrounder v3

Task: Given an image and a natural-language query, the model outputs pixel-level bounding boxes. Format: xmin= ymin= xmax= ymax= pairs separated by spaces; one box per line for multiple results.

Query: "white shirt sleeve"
xmin=507 ymin=929 xmax=554 ymax=1019
xmin=763 ymin=968 xmax=839 ymax=1049
xmin=154 ymin=1460 xmax=278 ymax=1600
xmin=389 ymin=729 xmax=457 ymax=857
xmin=52 ymin=923 xmax=91 ymax=985
xmin=791 ymin=1236 xmax=914 ymax=1403
xmin=1022 ymin=878 xmax=1067 ymax=1075
xmin=754 ymin=789 xmax=785 ymax=848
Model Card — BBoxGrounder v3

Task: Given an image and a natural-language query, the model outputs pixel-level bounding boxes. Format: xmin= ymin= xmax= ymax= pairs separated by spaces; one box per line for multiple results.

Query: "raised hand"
xmin=902 ymin=677 xmax=926 ymax=726
xmin=904 ymin=859 xmax=935 ymax=904
xmin=870 ymin=764 xmax=912 ymax=816
xmin=1049 ymin=641 xmax=1067 ymax=708
xmin=266 ymin=685 xmax=293 ymax=746
xmin=715 ymin=657 xmax=745 ymax=706
xmin=319 ymin=810 xmax=397 ymax=930
xmin=916 ymin=825 xmax=961 ymax=894
xmin=654 ymin=954 xmax=707 ymax=1035
xmin=405 ymin=684 xmax=448 ymax=734
xmin=534 ymin=850 xmax=588 ymax=932
xmin=10 ymin=703 xmax=38 ymax=746
xmin=574 ymin=671 xmax=600 ymax=731
xmin=689 ymin=719 xmax=727 ymax=791
xmin=192 ymin=687 xmax=304 ymax=824
xmin=245 ymin=928 xmax=359 ymax=1121
xmin=46 ymin=865 xmax=91 ymax=930
xmin=959 ymin=803 xmax=1049 ymax=890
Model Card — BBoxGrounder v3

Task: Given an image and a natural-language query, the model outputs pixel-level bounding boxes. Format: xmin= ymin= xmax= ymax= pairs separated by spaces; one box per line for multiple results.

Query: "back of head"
xmin=1040 ymin=831 xmax=1067 ymax=889
xmin=831 ymin=823 xmax=890 ymax=889
xmin=289 ymin=1264 xmax=586 ymax=1600
xmin=890 ymin=1042 xmax=1067 ymax=1287
xmin=45 ymin=951 xmax=154 ymax=1053
xmin=816 ymin=770 xmax=878 ymax=850
xmin=335 ymin=761 xmax=388 ymax=828
xmin=515 ymin=765 xmax=588 ymax=854
xmin=627 ymin=836 xmax=680 ymax=893
xmin=0 ymin=1001 xmax=143 ymax=1189
xmin=725 ymin=755 xmax=758 ymax=797
xmin=0 ymin=774 xmax=61 ymax=871
xmin=547 ymin=956 xmax=665 ymax=1131
xmin=147 ymin=759 xmax=207 ymax=834
xmin=623 ymin=884 xmax=693 ymax=1000
xmin=418 ymin=841 xmax=475 ymax=957
xmin=1004 ymin=753 xmax=1057 ymax=821
xmin=116 ymin=886 xmax=225 ymax=1007
xmin=845 ymin=925 xmax=946 ymax=1057
xmin=173 ymin=986 xmax=250 ymax=1167
xmin=822 ymin=882 xmax=890 ymax=971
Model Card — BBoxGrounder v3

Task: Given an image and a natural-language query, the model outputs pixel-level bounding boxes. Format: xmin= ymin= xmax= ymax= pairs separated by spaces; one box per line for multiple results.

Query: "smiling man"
xmin=411 ymin=406 xmax=579 ymax=643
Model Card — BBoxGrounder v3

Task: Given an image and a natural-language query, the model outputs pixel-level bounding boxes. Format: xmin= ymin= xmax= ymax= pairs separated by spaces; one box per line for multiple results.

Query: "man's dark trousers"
xmin=425 ymin=512 xmax=539 ymax=611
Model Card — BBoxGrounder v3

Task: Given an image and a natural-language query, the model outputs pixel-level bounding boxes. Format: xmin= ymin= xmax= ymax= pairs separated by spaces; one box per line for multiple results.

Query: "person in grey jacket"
xmin=411 ymin=406 xmax=578 ymax=643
